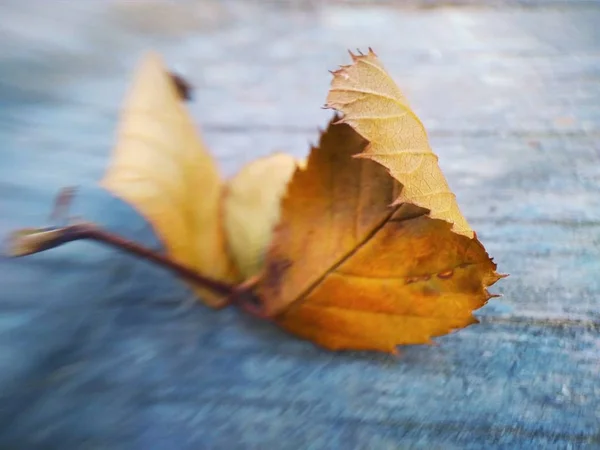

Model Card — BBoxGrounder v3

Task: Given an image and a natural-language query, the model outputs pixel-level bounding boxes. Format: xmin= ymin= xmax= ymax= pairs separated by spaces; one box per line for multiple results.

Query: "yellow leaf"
xmin=101 ymin=52 xmax=237 ymax=307
xmin=257 ymin=118 xmax=500 ymax=353
xmin=223 ymin=153 xmax=302 ymax=279
xmin=326 ymin=49 xmax=473 ymax=238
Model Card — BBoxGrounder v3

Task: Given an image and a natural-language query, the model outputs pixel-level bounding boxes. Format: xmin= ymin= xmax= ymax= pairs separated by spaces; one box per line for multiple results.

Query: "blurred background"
xmin=1 ymin=1 xmax=599 ymax=449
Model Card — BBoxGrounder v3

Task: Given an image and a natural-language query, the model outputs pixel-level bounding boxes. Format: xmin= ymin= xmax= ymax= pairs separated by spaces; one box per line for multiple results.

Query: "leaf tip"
xmin=348 ymin=48 xmax=372 ymax=61
xmin=169 ymin=72 xmax=193 ymax=102
xmin=485 ymin=271 xmax=509 ymax=287
xmin=330 ymin=67 xmax=351 ymax=82
xmin=390 ymin=347 xmax=401 ymax=356
xmin=467 ymin=315 xmax=480 ymax=326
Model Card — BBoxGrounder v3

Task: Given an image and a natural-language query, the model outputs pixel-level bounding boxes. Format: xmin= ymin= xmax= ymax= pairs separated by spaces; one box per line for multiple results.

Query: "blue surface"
xmin=0 ymin=1 xmax=599 ymax=449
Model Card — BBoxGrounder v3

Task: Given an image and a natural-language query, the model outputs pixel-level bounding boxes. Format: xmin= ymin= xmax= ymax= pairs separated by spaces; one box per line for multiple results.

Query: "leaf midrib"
xmin=286 ymin=205 xmax=401 ymax=312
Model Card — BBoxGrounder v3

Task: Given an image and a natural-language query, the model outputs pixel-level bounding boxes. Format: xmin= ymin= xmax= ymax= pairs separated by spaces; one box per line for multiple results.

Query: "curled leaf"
xmin=101 ymin=52 xmax=237 ymax=306
xmin=326 ymin=49 xmax=473 ymax=238
xmin=257 ymin=118 xmax=500 ymax=353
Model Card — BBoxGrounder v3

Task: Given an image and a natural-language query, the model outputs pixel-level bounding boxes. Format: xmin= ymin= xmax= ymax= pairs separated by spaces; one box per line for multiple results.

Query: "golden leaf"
xmin=223 ymin=153 xmax=302 ymax=279
xmin=9 ymin=48 xmax=505 ymax=355
xmin=101 ymin=52 xmax=237 ymax=306
xmin=326 ymin=49 xmax=473 ymax=238
xmin=257 ymin=118 xmax=500 ymax=353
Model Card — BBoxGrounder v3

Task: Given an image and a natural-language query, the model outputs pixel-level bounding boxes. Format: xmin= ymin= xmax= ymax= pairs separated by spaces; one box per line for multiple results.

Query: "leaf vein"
xmin=291 ymin=206 xmax=400 ymax=307
xmin=330 ymin=87 xmax=403 ymax=105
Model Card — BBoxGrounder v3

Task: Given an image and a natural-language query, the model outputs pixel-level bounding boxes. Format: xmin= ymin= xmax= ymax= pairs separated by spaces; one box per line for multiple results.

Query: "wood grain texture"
xmin=0 ymin=1 xmax=598 ymax=448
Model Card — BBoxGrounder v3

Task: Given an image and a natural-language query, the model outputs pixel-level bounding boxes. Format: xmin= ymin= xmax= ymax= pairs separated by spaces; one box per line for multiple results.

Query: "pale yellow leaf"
xmin=101 ymin=52 xmax=237 ymax=306
xmin=223 ymin=153 xmax=303 ymax=279
xmin=326 ymin=49 xmax=473 ymax=238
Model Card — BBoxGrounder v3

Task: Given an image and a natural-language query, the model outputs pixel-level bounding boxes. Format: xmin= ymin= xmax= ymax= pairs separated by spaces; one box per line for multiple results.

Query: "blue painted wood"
xmin=0 ymin=1 xmax=599 ymax=448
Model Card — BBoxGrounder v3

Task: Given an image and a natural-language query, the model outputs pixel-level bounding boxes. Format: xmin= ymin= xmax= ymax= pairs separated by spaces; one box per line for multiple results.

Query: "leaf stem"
xmin=7 ymin=222 xmax=235 ymax=297
xmin=225 ymin=275 xmax=271 ymax=320
xmin=7 ymin=218 xmax=272 ymax=318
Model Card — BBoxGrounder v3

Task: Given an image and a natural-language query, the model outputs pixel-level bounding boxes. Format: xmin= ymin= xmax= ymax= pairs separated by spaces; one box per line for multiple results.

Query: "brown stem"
xmin=169 ymin=72 xmax=193 ymax=101
xmin=8 ymin=221 xmax=274 ymax=318
xmin=7 ymin=222 xmax=235 ymax=297
xmin=225 ymin=275 xmax=271 ymax=320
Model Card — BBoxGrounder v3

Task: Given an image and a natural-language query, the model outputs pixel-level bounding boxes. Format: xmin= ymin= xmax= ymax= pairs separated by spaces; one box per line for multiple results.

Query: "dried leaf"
xmin=223 ymin=153 xmax=302 ymax=279
xmin=257 ymin=118 xmax=500 ymax=353
xmin=101 ymin=52 xmax=237 ymax=306
xmin=326 ymin=49 xmax=473 ymax=238
xmin=9 ymin=48 xmax=505 ymax=355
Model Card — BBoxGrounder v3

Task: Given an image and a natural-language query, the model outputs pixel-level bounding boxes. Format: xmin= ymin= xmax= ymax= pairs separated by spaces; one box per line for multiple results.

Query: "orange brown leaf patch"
xmin=257 ymin=118 xmax=500 ymax=353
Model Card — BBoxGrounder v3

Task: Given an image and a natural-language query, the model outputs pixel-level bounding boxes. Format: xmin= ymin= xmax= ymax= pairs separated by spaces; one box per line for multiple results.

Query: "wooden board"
xmin=0 ymin=1 xmax=598 ymax=448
